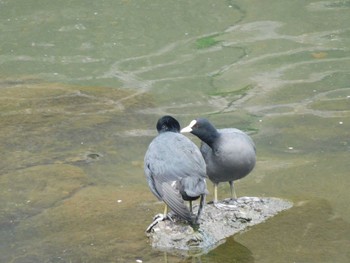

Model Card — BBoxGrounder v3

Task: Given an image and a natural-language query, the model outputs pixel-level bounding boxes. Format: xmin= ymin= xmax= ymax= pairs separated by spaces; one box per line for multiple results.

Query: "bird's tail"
xmin=179 ymin=177 xmax=209 ymax=199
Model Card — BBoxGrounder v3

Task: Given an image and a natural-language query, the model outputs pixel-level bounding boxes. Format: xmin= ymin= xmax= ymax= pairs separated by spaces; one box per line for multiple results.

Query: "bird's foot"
xmin=186 ymin=230 xmax=204 ymax=246
xmin=212 ymin=199 xmax=238 ymax=210
xmin=145 ymin=212 xmax=175 ymax=233
xmin=223 ymin=197 xmax=239 ymax=205
xmin=146 ymin=214 xmax=165 ymax=232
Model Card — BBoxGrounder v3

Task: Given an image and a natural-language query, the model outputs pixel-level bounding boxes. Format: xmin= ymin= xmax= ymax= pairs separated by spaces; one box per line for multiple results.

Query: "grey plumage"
xmin=144 ymin=116 xmax=208 ymax=224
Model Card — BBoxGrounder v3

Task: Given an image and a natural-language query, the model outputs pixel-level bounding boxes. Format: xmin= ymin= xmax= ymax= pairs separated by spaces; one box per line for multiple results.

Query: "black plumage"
xmin=181 ymin=118 xmax=256 ymax=202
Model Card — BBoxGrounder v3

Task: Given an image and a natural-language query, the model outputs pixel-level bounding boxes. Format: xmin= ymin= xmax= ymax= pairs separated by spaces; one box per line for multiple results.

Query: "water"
xmin=0 ymin=0 xmax=349 ymax=262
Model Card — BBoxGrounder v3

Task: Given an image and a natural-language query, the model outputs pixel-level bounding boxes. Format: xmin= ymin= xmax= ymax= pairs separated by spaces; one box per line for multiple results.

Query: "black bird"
xmin=144 ymin=116 xmax=208 ymax=228
xmin=181 ymin=118 xmax=256 ymax=203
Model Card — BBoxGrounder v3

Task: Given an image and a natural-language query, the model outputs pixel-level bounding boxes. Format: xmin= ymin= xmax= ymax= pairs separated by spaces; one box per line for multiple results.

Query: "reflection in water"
xmin=235 ymin=198 xmax=350 ymax=262
xmin=0 ymin=0 xmax=350 ymax=262
xmin=159 ymin=238 xmax=254 ymax=263
xmin=205 ymin=238 xmax=254 ymax=263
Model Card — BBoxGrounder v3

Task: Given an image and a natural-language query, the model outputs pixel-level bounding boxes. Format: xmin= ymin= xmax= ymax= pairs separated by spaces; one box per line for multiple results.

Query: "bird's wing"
xmin=144 ymin=132 xmax=207 ymax=204
xmin=219 ymin=128 xmax=256 ymax=151
xmin=200 ymin=140 xmax=212 ymax=161
xmin=169 ymin=134 xmax=207 ymax=179
xmin=161 ymin=182 xmax=193 ymax=223
xmin=144 ymin=163 xmax=162 ymax=200
xmin=145 ymin=133 xmax=206 ymax=183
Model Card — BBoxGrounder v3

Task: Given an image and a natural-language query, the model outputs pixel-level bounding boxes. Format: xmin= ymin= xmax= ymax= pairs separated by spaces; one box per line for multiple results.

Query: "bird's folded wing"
xmin=161 ymin=182 xmax=192 ymax=223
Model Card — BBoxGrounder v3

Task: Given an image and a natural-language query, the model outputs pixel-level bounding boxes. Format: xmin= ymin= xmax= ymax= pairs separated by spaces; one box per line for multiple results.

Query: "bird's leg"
xmin=162 ymin=204 xmax=175 ymax=221
xmin=189 ymin=200 xmax=193 ymax=213
xmin=213 ymin=183 xmax=218 ymax=203
xmin=229 ymin=181 xmax=237 ymax=200
xmin=213 ymin=182 xmax=238 ymax=210
xmin=213 ymin=182 xmax=227 ymax=209
xmin=163 ymin=204 xmax=168 ymax=215
xmin=189 ymin=197 xmax=206 ymax=245
xmin=195 ymin=194 xmax=205 ymax=224
xmin=154 ymin=204 xmax=171 ymax=221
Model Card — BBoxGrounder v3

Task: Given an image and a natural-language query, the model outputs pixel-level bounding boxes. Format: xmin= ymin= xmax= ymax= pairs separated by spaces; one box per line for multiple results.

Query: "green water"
xmin=0 ymin=0 xmax=349 ymax=262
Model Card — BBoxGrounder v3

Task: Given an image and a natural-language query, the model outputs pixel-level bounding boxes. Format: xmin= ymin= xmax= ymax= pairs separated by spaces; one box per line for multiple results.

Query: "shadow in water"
xmin=203 ymin=237 xmax=254 ymax=263
xmin=157 ymin=238 xmax=254 ymax=263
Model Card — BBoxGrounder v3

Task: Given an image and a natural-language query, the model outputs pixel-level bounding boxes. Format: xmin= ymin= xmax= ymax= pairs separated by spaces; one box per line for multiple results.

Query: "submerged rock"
xmin=146 ymin=197 xmax=292 ymax=256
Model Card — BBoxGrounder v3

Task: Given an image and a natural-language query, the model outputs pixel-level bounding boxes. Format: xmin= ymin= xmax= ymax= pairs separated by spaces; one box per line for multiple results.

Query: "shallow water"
xmin=0 ymin=0 xmax=349 ymax=262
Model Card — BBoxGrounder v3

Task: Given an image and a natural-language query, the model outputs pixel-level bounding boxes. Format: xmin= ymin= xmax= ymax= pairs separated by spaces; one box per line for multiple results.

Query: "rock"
xmin=146 ymin=197 xmax=293 ymax=256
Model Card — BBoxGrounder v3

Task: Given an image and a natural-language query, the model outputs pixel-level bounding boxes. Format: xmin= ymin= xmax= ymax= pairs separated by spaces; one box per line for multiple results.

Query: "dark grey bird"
xmin=181 ymin=118 xmax=256 ymax=203
xmin=144 ymin=116 xmax=208 ymax=228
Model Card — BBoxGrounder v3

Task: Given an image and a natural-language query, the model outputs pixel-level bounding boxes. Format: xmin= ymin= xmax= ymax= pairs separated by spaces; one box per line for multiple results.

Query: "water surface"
xmin=0 ymin=0 xmax=349 ymax=262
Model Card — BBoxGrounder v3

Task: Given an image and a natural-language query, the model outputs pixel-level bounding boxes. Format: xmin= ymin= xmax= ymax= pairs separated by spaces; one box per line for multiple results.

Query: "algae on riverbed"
xmin=0 ymin=80 xmax=153 ymax=174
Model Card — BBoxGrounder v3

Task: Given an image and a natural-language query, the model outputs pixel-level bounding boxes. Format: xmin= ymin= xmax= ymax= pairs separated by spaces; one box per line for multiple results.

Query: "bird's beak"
xmin=181 ymin=120 xmax=197 ymax=133
xmin=180 ymin=126 xmax=192 ymax=133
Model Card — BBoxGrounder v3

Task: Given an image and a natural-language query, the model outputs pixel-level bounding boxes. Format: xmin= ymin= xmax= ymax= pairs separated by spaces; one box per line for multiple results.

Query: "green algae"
xmin=0 ymin=81 xmax=152 ymax=116
xmin=195 ymin=35 xmax=221 ymax=49
xmin=209 ymin=84 xmax=254 ymax=97
xmin=12 ymin=184 xmax=157 ymax=262
xmin=0 ymin=81 xmax=153 ymax=175
xmin=310 ymin=98 xmax=350 ymax=111
xmin=0 ymin=79 xmax=157 ymax=262
xmin=0 ymin=164 xmax=88 ymax=226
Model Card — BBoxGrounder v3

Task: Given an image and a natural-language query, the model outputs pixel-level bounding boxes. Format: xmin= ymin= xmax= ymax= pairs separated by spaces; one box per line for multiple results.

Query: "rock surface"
xmin=146 ymin=197 xmax=293 ymax=256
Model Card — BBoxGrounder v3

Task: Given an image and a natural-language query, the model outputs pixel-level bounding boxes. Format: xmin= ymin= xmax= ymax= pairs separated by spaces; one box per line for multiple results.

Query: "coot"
xmin=181 ymin=118 xmax=256 ymax=203
xmin=144 ymin=116 xmax=208 ymax=227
